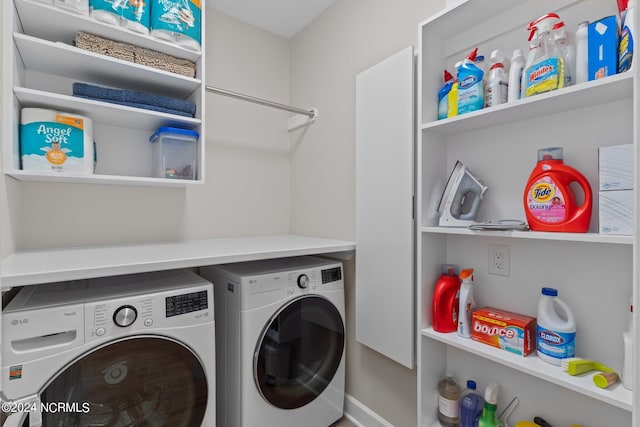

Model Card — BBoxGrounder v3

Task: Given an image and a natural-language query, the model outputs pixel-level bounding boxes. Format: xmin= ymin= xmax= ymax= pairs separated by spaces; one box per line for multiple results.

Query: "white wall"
xmin=5 ymin=8 xmax=291 ymax=251
xmin=289 ymin=0 xmax=444 ymax=425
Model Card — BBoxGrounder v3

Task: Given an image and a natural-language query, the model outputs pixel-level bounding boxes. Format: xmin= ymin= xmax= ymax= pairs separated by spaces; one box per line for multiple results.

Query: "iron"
xmin=437 ymin=161 xmax=488 ymax=227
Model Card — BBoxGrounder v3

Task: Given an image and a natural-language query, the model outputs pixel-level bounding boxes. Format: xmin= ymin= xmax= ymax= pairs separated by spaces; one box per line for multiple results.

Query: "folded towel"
xmin=73 ymin=83 xmax=196 ymax=116
xmin=74 ymin=95 xmax=194 ymax=117
xmin=75 ymin=32 xmax=197 ymax=78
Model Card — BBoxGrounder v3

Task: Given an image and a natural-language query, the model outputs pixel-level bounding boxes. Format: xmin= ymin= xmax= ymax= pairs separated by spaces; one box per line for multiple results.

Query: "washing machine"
xmin=1 ymin=269 xmax=215 ymax=427
xmin=199 ymin=256 xmax=345 ymax=427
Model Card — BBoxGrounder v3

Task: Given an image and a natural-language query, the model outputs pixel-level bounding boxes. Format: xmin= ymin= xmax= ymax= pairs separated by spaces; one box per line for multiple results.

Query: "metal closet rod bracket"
xmin=205 ymin=85 xmax=317 ymax=132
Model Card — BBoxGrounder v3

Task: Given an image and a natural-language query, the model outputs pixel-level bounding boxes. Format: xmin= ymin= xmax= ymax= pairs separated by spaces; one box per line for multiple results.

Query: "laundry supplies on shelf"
xmin=536 ymin=287 xmax=576 ymax=365
xmin=524 ymin=147 xmax=592 ymax=233
xmin=432 ymin=264 xmax=461 ymax=333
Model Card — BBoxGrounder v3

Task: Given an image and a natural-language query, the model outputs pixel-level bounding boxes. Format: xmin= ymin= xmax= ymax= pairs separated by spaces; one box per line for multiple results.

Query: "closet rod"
xmin=205 ymin=85 xmax=316 ymax=118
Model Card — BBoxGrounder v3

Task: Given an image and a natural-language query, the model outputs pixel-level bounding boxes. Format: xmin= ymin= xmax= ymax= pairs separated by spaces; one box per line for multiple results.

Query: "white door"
xmin=355 ymin=46 xmax=415 ymax=368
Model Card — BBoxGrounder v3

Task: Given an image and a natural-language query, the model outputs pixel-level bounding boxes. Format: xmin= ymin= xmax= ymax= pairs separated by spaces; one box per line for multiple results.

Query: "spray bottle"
xmin=457 ymin=268 xmax=476 ymax=339
xmin=553 ymin=20 xmax=575 ymax=86
xmin=478 ymin=383 xmax=500 ymax=427
xmin=523 ymin=13 xmax=568 ymax=97
xmin=457 ymin=48 xmax=485 ymax=115
xmin=438 ymin=70 xmax=455 ymax=120
xmin=485 ymin=49 xmax=508 ymax=108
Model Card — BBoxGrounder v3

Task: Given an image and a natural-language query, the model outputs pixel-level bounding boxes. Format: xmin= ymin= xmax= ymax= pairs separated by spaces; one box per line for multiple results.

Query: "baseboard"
xmin=344 ymin=394 xmax=394 ymax=427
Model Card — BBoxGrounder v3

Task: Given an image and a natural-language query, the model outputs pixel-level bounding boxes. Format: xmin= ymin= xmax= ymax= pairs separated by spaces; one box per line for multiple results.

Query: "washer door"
xmin=33 ymin=336 xmax=208 ymax=427
xmin=254 ymin=295 xmax=344 ymax=410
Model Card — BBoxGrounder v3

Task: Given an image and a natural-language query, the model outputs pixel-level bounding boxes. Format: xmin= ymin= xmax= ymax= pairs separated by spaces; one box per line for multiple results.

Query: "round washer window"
xmin=254 ymin=295 xmax=344 ymax=410
xmin=33 ymin=337 xmax=208 ymax=427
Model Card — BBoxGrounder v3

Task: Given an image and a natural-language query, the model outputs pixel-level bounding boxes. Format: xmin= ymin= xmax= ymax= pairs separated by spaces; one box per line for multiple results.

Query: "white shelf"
xmin=14 ymin=0 xmax=201 ymax=62
xmin=420 ymin=226 xmax=633 ymax=244
xmin=14 ymin=33 xmax=201 ymax=99
xmin=421 ymin=72 xmax=633 ymax=136
xmin=14 ymin=87 xmax=201 ymax=130
xmin=422 ymin=327 xmax=632 ymax=411
xmin=5 ymin=170 xmax=203 ymax=187
xmin=0 ymin=235 xmax=356 ymax=289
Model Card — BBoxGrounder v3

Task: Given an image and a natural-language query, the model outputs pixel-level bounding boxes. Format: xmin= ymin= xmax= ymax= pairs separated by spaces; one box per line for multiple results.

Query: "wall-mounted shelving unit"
xmin=417 ymin=0 xmax=638 ymax=426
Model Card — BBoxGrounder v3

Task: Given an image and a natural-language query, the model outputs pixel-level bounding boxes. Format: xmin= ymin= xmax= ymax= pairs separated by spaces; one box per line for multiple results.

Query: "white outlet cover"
xmin=488 ymin=244 xmax=510 ymax=276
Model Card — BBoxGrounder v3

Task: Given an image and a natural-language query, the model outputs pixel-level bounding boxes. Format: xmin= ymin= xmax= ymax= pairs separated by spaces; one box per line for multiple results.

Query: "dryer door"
xmin=254 ymin=295 xmax=345 ymax=410
xmin=31 ymin=336 xmax=208 ymax=427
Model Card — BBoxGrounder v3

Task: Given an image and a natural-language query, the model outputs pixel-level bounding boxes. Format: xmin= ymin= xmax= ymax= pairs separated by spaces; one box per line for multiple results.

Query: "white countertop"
xmin=1 ymin=234 xmax=356 ymax=289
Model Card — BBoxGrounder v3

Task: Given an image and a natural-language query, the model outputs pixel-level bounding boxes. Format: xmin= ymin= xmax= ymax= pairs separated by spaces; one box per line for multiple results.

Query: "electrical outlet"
xmin=488 ymin=244 xmax=510 ymax=276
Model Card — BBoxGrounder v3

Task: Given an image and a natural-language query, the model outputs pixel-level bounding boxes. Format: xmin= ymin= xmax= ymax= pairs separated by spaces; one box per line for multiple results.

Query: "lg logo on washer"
xmin=10 ymin=319 xmax=28 ymax=326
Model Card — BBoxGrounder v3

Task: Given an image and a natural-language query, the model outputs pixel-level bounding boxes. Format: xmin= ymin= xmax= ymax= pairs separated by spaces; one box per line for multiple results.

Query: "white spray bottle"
xmin=457 ymin=268 xmax=476 ymax=338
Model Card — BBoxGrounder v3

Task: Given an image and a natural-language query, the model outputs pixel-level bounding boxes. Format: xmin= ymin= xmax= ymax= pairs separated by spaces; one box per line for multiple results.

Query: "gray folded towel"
xmin=73 ymin=83 xmax=196 ymax=117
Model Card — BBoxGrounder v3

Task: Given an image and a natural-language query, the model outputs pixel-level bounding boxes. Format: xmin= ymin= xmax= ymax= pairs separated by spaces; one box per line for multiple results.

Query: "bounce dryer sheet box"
xmin=471 ymin=307 xmax=537 ymax=356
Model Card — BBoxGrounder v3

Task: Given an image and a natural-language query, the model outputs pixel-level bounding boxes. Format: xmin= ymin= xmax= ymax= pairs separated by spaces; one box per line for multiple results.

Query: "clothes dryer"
xmin=1 ymin=269 xmax=215 ymax=427
xmin=200 ymin=256 xmax=345 ymax=427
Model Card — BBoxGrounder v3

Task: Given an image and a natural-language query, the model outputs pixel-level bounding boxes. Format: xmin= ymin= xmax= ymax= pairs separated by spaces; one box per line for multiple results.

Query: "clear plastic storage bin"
xmin=150 ymin=127 xmax=199 ymax=180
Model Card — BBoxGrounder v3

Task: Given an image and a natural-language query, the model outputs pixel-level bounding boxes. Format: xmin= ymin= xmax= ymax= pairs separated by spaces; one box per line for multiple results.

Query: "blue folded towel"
xmin=73 ymin=95 xmax=194 ymax=117
xmin=72 ymin=82 xmax=196 ymax=117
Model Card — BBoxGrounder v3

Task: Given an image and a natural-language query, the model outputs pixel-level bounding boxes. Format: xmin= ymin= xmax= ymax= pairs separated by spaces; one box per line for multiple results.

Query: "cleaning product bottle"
xmin=523 ymin=147 xmax=592 ymax=232
xmin=457 ymin=268 xmax=476 ymax=339
xmin=553 ymin=20 xmax=575 ymax=87
xmin=438 ymin=70 xmax=455 ymax=120
xmin=460 ymin=380 xmax=484 ymax=427
xmin=432 ymin=264 xmax=461 ymax=333
xmin=575 ymin=21 xmax=589 ymax=84
xmin=521 ymin=13 xmax=561 ymax=97
xmin=622 ymin=299 xmax=633 ymax=390
xmin=438 ymin=372 xmax=462 ymax=427
xmin=485 ymin=49 xmax=508 ymax=108
xmin=478 ymin=383 xmax=500 ymax=427
xmin=448 ymin=61 xmax=462 ymax=118
xmin=523 ymin=13 xmax=568 ymax=97
xmin=536 ymin=287 xmax=576 ymax=365
xmin=619 ymin=0 xmax=636 ymax=73
xmin=508 ymin=48 xmax=525 ymax=102
xmin=457 ymin=48 xmax=485 ymax=115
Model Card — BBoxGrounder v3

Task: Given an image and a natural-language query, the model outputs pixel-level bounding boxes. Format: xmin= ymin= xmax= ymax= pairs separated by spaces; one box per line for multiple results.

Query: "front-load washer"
xmin=199 ymin=256 xmax=345 ymax=427
xmin=1 ymin=269 xmax=215 ymax=427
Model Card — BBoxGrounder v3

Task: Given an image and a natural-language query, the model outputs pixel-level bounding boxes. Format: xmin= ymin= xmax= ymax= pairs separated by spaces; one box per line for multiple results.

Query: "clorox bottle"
xmin=537 ymin=287 xmax=576 ymax=365
xmin=524 ymin=147 xmax=592 ymax=232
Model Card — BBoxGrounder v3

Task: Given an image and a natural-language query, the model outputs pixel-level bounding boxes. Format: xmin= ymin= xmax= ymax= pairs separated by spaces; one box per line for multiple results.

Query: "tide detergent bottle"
xmin=457 ymin=48 xmax=484 ymax=115
xmin=524 ymin=147 xmax=592 ymax=232
xmin=432 ymin=264 xmax=461 ymax=333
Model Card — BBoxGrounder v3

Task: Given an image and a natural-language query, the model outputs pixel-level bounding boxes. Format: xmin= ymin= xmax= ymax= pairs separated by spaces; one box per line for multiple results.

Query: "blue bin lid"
xmin=150 ymin=127 xmax=199 ymax=142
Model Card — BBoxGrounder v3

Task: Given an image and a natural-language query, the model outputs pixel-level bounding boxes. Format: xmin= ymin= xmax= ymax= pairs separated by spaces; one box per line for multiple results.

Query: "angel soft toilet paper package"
xmin=20 ymin=108 xmax=94 ymax=174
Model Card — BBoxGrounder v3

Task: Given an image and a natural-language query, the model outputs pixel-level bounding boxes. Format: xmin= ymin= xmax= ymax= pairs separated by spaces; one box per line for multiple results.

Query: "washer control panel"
xmin=85 ymin=284 xmax=213 ymax=343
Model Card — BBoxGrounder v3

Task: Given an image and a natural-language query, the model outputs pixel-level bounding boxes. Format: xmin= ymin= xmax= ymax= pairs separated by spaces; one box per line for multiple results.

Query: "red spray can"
xmin=432 ymin=264 xmax=461 ymax=333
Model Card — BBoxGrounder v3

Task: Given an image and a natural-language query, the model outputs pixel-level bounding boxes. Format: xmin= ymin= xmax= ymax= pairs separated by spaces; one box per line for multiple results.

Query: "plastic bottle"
xmin=432 ymin=264 xmax=461 ymax=333
xmin=619 ymin=0 xmax=636 ymax=73
xmin=460 ymin=380 xmax=484 ymax=427
xmin=438 ymin=372 xmax=462 ymax=427
xmin=478 ymin=383 xmax=500 ymax=427
xmin=457 ymin=268 xmax=476 ymax=339
xmin=575 ymin=21 xmax=589 ymax=84
xmin=448 ymin=61 xmax=462 ymax=118
xmin=553 ymin=21 xmax=575 ymax=87
xmin=438 ymin=70 xmax=455 ymax=120
xmin=508 ymin=49 xmax=525 ymax=102
xmin=523 ymin=13 xmax=569 ymax=97
xmin=536 ymin=287 xmax=576 ymax=365
xmin=523 ymin=147 xmax=592 ymax=233
xmin=622 ymin=300 xmax=633 ymax=390
xmin=457 ymin=48 xmax=485 ymax=115
xmin=485 ymin=49 xmax=508 ymax=108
